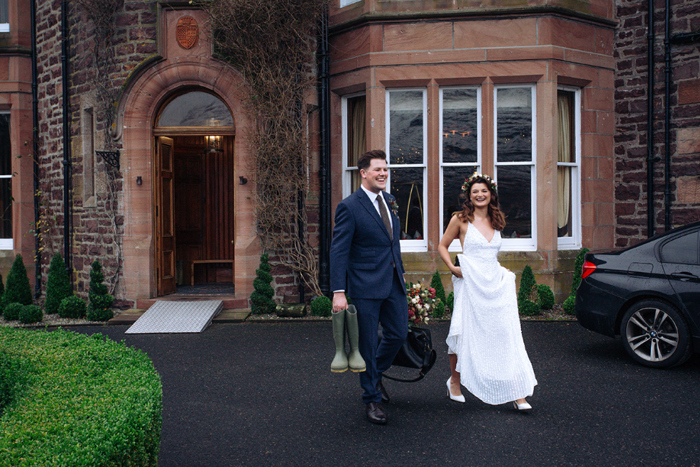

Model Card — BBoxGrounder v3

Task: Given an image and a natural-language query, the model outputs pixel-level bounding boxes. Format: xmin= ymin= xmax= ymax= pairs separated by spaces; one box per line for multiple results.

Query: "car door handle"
xmin=671 ymin=272 xmax=698 ymax=282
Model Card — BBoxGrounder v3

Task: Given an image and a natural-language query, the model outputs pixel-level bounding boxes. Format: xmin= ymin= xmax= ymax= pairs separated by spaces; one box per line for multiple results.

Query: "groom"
xmin=330 ymin=149 xmax=408 ymax=425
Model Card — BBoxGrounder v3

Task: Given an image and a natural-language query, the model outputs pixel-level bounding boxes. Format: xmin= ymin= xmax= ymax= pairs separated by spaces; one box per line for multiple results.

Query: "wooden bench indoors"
xmin=190 ymin=260 xmax=234 ymax=286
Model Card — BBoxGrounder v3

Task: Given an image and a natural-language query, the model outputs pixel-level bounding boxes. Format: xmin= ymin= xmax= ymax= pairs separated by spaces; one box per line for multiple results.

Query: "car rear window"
xmin=660 ymin=231 xmax=699 ymax=265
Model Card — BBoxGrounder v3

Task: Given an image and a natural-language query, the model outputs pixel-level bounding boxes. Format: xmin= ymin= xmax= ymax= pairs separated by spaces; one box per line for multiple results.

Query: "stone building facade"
xmin=614 ymin=0 xmax=700 ymax=248
xmin=1 ymin=0 xmax=626 ymax=309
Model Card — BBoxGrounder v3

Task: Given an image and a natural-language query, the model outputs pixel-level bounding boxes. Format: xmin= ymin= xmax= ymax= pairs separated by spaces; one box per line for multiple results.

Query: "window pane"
xmin=557 ymin=166 xmax=573 ymax=237
xmin=0 ymin=0 xmax=8 ymax=24
xmin=442 ymin=89 xmax=478 ymax=163
xmin=0 ymin=178 xmax=11 ymax=238
xmin=391 ymin=168 xmax=424 ymax=240
xmin=497 ymin=88 xmax=532 ymax=162
xmin=158 ymin=91 xmax=233 ymax=127
xmin=389 ymin=91 xmax=423 ymax=165
xmin=498 ymin=165 xmax=531 ymax=239
xmin=661 ymin=232 xmax=699 ymax=265
xmin=0 ymin=114 xmax=10 ymax=175
xmin=442 ymin=166 xmax=476 ymax=233
xmin=346 ymin=95 xmax=365 ymax=170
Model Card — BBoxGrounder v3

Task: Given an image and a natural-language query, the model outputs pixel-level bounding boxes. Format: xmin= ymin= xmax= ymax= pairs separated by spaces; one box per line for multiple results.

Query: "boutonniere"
xmin=388 ymin=198 xmax=399 ymax=217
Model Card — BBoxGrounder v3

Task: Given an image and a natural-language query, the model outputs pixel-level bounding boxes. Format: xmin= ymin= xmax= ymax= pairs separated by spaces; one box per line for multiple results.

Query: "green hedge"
xmin=0 ymin=327 xmax=162 ymax=466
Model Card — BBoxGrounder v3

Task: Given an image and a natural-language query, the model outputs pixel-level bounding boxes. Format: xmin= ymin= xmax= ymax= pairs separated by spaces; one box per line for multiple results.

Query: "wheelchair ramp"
xmin=125 ymin=300 xmax=223 ymax=334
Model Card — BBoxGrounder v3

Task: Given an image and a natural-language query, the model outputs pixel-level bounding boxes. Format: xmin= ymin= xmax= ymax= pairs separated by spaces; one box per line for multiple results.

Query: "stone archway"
xmin=119 ymin=58 xmax=258 ymax=302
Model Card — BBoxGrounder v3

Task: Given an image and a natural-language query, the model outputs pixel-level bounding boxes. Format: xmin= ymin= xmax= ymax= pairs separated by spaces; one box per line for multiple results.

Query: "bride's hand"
xmin=451 ymin=267 xmax=462 ymax=278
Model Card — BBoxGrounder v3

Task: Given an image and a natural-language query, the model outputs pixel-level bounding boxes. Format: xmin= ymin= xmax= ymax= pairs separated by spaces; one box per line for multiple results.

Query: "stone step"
xmin=135 ymin=296 xmax=248 ymax=310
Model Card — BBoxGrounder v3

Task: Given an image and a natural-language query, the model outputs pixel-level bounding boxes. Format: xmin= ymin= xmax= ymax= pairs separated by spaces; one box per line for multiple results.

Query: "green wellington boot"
xmin=345 ymin=305 xmax=366 ymax=373
xmin=331 ymin=309 xmax=349 ymax=373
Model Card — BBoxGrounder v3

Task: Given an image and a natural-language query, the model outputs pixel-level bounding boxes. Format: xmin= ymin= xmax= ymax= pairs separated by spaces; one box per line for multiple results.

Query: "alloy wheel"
xmin=625 ymin=307 xmax=679 ymax=363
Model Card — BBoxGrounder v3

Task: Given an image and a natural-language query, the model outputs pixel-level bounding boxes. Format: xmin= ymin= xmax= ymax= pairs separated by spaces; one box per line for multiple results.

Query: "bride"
xmin=437 ymin=173 xmax=537 ymax=412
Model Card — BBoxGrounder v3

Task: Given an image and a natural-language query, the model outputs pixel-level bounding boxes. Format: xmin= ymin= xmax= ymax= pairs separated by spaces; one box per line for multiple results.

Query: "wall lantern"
xmin=206 ymin=135 xmax=223 ymax=153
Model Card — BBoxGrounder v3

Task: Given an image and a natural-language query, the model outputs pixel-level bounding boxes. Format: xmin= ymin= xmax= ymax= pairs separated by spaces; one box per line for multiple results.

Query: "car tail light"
xmin=581 ymin=261 xmax=596 ymax=279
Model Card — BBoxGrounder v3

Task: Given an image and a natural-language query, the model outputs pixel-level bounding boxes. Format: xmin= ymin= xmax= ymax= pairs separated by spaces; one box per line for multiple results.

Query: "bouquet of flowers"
xmin=406 ymin=282 xmax=441 ymax=326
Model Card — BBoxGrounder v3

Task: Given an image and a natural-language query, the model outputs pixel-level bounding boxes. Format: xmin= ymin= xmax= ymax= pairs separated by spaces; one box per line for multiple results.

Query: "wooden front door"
xmin=156 ymin=136 xmax=177 ymax=295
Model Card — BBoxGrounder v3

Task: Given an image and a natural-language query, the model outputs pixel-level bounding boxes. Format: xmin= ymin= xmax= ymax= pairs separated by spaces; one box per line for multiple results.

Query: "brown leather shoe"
xmin=366 ymin=402 xmax=387 ymax=425
xmin=377 ymin=380 xmax=390 ymax=404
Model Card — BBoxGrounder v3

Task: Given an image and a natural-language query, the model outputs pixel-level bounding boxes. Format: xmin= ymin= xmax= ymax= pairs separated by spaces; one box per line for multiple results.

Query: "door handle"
xmin=671 ymin=272 xmax=698 ymax=282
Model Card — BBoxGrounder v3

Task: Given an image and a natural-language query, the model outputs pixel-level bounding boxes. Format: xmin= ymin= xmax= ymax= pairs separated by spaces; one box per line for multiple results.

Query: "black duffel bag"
xmin=380 ymin=326 xmax=437 ymax=383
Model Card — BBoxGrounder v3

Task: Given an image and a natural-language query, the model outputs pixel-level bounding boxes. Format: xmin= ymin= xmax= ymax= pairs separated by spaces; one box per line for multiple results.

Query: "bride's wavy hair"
xmin=457 ymin=175 xmax=506 ymax=231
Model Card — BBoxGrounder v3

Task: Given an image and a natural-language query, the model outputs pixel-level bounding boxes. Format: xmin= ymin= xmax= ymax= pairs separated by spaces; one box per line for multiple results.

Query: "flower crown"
xmin=462 ymin=172 xmax=497 ymax=194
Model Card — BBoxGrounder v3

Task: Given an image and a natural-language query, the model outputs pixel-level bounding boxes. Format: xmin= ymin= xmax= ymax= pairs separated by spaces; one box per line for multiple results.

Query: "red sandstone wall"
xmin=614 ymin=0 xmax=700 ymax=248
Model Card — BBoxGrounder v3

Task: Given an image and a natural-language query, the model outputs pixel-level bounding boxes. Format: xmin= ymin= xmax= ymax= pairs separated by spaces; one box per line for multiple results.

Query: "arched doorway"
xmin=153 ymin=90 xmax=236 ymax=296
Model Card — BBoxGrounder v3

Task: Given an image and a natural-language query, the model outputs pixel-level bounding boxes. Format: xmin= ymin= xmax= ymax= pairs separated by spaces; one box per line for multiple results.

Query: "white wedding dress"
xmin=447 ymin=222 xmax=537 ymax=405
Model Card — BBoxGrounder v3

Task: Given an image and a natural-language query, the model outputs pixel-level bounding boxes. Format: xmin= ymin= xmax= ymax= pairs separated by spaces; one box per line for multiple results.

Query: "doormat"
xmin=176 ymin=283 xmax=235 ymax=295
xmin=125 ymin=300 xmax=223 ymax=334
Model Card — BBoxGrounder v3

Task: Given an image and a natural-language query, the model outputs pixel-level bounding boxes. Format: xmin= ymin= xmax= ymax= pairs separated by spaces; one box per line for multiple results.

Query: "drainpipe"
xmin=646 ymin=0 xmax=655 ymax=238
xmin=663 ymin=0 xmax=671 ymax=231
xmin=31 ymin=0 xmax=41 ymax=297
xmin=61 ymin=0 xmax=72 ymax=274
xmin=318 ymin=4 xmax=331 ymax=296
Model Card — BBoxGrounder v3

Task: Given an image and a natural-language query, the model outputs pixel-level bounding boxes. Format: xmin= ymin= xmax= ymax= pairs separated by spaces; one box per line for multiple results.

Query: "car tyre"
xmin=620 ymin=300 xmax=692 ymax=368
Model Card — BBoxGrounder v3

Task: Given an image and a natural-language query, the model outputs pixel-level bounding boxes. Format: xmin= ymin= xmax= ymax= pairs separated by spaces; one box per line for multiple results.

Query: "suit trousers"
xmin=352 ymin=270 xmax=409 ymax=404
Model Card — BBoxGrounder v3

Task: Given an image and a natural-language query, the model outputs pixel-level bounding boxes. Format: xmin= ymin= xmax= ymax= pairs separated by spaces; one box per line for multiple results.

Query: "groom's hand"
xmin=332 ymin=292 xmax=348 ymax=312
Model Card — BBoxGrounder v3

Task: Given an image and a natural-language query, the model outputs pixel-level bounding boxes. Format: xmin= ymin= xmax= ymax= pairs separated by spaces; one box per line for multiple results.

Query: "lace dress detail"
xmin=446 ymin=223 xmax=537 ymax=405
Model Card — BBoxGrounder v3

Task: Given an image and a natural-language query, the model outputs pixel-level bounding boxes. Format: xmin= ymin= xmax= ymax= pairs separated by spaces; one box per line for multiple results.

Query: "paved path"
xmin=71 ymin=321 xmax=700 ymax=466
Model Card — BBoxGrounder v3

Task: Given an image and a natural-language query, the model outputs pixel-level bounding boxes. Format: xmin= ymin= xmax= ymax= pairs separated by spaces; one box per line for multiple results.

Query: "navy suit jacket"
xmin=330 ymin=189 xmax=406 ymax=300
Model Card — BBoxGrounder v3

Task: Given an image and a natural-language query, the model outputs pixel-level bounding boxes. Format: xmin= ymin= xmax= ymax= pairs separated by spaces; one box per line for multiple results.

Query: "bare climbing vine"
xmin=74 ymin=0 xmax=125 ymax=295
xmin=206 ymin=0 xmax=327 ymax=297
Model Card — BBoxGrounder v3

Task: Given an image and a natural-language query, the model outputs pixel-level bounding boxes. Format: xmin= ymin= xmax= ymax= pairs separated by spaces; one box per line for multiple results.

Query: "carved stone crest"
xmin=176 ymin=16 xmax=199 ymax=49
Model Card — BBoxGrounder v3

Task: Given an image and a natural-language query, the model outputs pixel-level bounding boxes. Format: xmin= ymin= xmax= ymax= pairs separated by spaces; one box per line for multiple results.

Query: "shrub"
xmin=250 ymin=253 xmax=275 ymax=314
xmin=517 ymin=265 xmax=540 ymax=315
xmin=18 ymin=305 xmax=43 ymax=324
xmin=433 ymin=300 xmax=445 ymax=319
xmin=571 ymin=247 xmax=590 ymax=296
xmin=430 ymin=271 xmax=447 ymax=303
xmin=447 ymin=291 xmax=454 ymax=312
xmin=3 ymin=255 xmax=33 ymax=307
xmin=58 ymin=295 xmax=87 ymax=319
xmin=3 ymin=302 xmax=23 ymax=321
xmin=537 ymin=284 xmax=555 ymax=310
xmin=563 ymin=295 xmax=576 ymax=315
xmin=0 ymin=350 xmax=27 ymax=416
xmin=309 ymin=295 xmax=332 ymax=317
xmin=87 ymin=261 xmax=114 ymax=322
xmin=0 ymin=327 xmax=162 ymax=466
xmin=45 ymin=253 xmax=72 ymax=315
xmin=517 ymin=265 xmax=537 ymax=304
xmin=519 ymin=299 xmax=541 ymax=316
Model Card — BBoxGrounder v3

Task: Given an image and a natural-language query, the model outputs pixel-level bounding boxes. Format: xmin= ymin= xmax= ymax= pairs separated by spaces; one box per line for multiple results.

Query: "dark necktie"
xmin=377 ymin=194 xmax=393 ymax=240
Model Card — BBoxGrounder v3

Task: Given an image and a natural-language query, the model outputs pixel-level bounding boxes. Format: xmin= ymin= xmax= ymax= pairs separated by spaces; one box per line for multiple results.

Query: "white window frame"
xmin=439 ymin=86 xmax=482 ymax=252
xmin=341 ymin=92 xmax=365 ymax=199
xmin=386 ymin=88 xmax=428 ymax=252
xmin=557 ymin=86 xmax=582 ymax=249
xmin=0 ymin=111 xmax=12 ymax=249
xmin=339 ymin=0 xmax=361 ymax=7
xmin=494 ymin=84 xmax=537 ymax=251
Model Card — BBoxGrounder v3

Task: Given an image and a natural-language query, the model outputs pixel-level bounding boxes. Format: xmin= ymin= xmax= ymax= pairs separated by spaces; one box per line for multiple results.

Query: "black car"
xmin=576 ymin=221 xmax=700 ymax=368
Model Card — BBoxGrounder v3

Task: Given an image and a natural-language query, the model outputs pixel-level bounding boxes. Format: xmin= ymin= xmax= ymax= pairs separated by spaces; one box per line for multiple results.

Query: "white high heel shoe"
xmin=446 ymin=377 xmax=465 ymax=403
xmin=513 ymin=400 xmax=532 ymax=412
